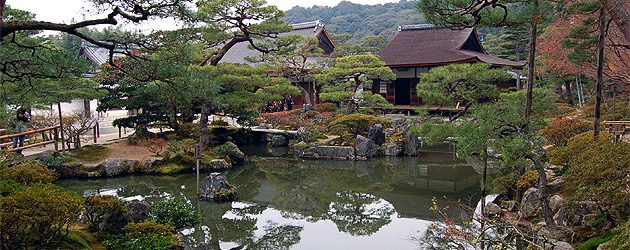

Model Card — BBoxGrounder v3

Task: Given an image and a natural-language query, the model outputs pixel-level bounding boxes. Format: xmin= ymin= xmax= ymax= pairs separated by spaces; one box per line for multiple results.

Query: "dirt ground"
xmin=94 ymin=140 xmax=157 ymax=165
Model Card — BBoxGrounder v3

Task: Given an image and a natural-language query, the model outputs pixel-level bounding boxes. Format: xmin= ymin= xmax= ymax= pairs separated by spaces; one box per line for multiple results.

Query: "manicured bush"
xmin=102 ymin=233 xmax=177 ymax=250
xmin=83 ymin=195 xmax=128 ymax=233
xmin=0 ymin=179 xmax=23 ymax=196
xmin=563 ymin=132 xmax=630 ymax=224
xmin=123 ymin=221 xmax=175 ymax=238
xmin=0 ymin=183 xmax=83 ymax=249
xmin=210 ymin=119 xmax=230 ymax=127
xmin=0 ymin=162 xmax=58 ymax=185
xmin=539 ymin=118 xmax=591 ymax=146
xmin=328 ymin=114 xmax=393 ymax=137
xmin=317 ymin=103 xmax=338 ymax=112
xmin=150 ymin=198 xmax=200 ymax=229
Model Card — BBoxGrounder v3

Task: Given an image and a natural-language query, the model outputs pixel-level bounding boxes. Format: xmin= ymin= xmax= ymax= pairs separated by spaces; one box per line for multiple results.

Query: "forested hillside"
xmin=283 ymin=0 xmax=425 ymax=43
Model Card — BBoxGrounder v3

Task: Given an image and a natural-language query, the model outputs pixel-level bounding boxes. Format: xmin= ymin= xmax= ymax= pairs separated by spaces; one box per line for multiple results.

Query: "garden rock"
xmin=549 ymin=195 xmax=563 ymax=213
xmin=555 ymin=201 xmax=597 ymax=226
xmin=547 ymin=176 xmax=565 ymax=193
xmin=368 ymin=124 xmax=385 ymax=146
xmin=483 ymin=202 xmax=502 ymax=217
xmin=403 ymin=133 xmax=420 ymax=156
xmin=500 ymin=200 xmax=517 ymax=212
xmin=224 ymin=141 xmax=245 ymax=164
xmin=553 ymin=241 xmax=574 ymax=250
xmin=199 ymin=173 xmax=238 ymax=202
xmin=124 ymin=200 xmax=151 ymax=223
xmin=315 ymin=146 xmax=355 ymax=159
xmin=519 ymin=188 xmax=541 ymax=219
xmin=207 ymin=159 xmax=232 ymax=171
xmin=380 ymin=142 xmax=402 ymax=156
xmin=37 ymin=150 xmax=57 ymax=160
xmin=271 ymin=135 xmax=288 ymax=147
xmin=140 ymin=156 xmax=164 ymax=173
xmin=103 ymin=158 xmax=127 ymax=176
xmin=356 ymin=135 xmax=377 ymax=158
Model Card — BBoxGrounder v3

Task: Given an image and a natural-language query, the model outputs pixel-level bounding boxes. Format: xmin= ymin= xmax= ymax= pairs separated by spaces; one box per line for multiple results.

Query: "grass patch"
xmin=154 ymin=162 xmax=189 ymax=175
xmin=576 ymin=231 xmax=613 ymax=250
xmin=68 ymin=145 xmax=110 ymax=163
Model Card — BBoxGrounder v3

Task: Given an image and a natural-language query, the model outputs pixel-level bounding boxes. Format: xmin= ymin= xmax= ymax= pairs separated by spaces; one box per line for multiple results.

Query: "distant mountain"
xmin=283 ymin=0 xmax=425 ymax=43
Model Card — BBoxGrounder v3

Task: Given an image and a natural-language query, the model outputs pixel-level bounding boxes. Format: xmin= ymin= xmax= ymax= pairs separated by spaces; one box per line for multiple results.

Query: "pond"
xmin=56 ymin=144 xmax=483 ymax=250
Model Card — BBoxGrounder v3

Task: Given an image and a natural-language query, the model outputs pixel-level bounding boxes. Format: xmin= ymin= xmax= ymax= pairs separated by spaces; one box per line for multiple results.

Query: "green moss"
xmin=576 ymin=231 xmax=613 ymax=250
xmin=154 ymin=163 xmax=188 ymax=175
xmin=69 ymin=145 xmax=110 ymax=163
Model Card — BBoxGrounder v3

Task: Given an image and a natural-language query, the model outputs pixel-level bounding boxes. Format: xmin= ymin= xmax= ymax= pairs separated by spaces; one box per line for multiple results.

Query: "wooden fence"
xmin=0 ymin=126 xmax=60 ymax=152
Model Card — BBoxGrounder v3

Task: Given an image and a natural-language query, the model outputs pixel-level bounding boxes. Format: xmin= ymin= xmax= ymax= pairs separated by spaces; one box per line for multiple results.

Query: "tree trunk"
xmin=600 ymin=0 xmax=630 ymax=45
xmin=297 ymin=83 xmax=312 ymax=106
xmin=537 ymin=160 xmax=556 ymax=231
xmin=564 ymin=79 xmax=573 ymax=105
xmin=168 ymin=102 xmax=180 ymax=132
xmin=594 ymin=8 xmax=606 ymax=137
xmin=525 ymin=0 xmax=538 ymax=119
xmin=199 ymin=102 xmax=210 ymax=151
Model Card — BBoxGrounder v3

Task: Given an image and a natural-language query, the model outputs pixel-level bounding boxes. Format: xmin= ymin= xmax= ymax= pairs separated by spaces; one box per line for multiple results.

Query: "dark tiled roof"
xmin=377 ymin=26 xmax=524 ymax=68
xmin=219 ymin=20 xmax=329 ymax=65
xmin=80 ymin=41 xmax=129 ymax=66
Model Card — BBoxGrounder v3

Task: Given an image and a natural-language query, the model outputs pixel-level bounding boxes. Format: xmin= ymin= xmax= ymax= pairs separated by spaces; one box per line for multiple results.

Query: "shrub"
xmin=328 ymin=114 xmax=393 ymax=137
xmin=317 ymin=103 xmax=338 ymax=112
xmin=178 ymin=122 xmax=199 ymax=138
xmin=102 ymin=233 xmax=177 ymax=250
xmin=602 ymin=219 xmax=630 ymax=250
xmin=123 ymin=221 xmax=175 ymax=238
xmin=166 ymin=139 xmax=197 ymax=157
xmin=492 ymin=172 xmax=518 ymax=197
xmin=210 ymin=119 xmax=230 ymax=127
xmin=0 ymin=184 xmax=83 ymax=249
xmin=0 ymin=179 xmax=23 ymax=196
xmin=563 ymin=132 xmax=630 ymax=224
xmin=213 ymin=142 xmax=237 ymax=158
xmin=41 ymin=155 xmax=72 ymax=172
xmin=539 ymin=118 xmax=591 ymax=146
xmin=516 ymin=170 xmax=539 ymax=190
xmin=0 ymin=162 xmax=58 ymax=185
xmin=83 ymin=195 xmax=128 ymax=233
xmin=150 ymin=198 xmax=200 ymax=229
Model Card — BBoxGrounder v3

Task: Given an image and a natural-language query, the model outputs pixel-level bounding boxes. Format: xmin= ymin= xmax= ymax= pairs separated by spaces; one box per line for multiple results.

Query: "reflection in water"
xmin=57 ymin=145 xmax=481 ymax=250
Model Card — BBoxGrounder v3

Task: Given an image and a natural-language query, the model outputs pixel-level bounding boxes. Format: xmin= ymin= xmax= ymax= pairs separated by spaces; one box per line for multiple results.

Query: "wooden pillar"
xmin=58 ymin=103 xmax=65 ymax=152
xmin=54 ymin=127 xmax=59 ymax=151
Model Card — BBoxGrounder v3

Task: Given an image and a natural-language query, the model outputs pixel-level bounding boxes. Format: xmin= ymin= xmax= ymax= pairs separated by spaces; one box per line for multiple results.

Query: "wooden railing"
xmin=0 ymin=126 xmax=60 ymax=152
xmin=602 ymin=121 xmax=630 ymax=141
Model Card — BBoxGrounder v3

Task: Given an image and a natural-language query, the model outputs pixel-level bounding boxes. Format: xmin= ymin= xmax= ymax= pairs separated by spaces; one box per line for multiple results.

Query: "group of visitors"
xmin=263 ymin=95 xmax=294 ymax=113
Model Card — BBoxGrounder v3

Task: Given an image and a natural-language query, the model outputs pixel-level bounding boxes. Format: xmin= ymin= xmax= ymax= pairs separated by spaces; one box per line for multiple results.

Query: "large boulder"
xmin=555 ymin=201 xmax=597 ymax=227
xmin=222 ymin=141 xmax=245 ymax=164
xmin=547 ymin=176 xmax=565 ymax=193
xmin=380 ymin=142 xmax=403 ymax=156
xmin=483 ymin=202 xmax=502 ymax=217
xmin=356 ymin=135 xmax=377 ymax=158
xmin=549 ymin=195 xmax=564 ymax=214
xmin=403 ymin=133 xmax=420 ymax=156
xmin=140 ymin=156 xmax=164 ymax=173
xmin=270 ymin=135 xmax=288 ymax=147
xmin=368 ymin=124 xmax=385 ymax=146
xmin=199 ymin=173 xmax=238 ymax=202
xmin=553 ymin=241 xmax=574 ymax=250
xmin=315 ymin=146 xmax=355 ymax=159
xmin=103 ymin=158 xmax=140 ymax=176
xmin=519 ymin=188 xmax=541 ymax=219
xmin=124 ymin=200 xmax=151 ymax=223
xmin=206 ymin=159 xmax=232 ymax=171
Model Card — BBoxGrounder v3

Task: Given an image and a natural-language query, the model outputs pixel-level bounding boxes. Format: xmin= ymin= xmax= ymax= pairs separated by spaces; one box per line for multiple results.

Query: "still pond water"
xmin=57 ymin=144 xmax=483 ymax=250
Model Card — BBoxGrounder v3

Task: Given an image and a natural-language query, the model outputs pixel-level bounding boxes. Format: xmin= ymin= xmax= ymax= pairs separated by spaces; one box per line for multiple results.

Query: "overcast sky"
xmin=8 ymin=0 xmax=400 ymax=31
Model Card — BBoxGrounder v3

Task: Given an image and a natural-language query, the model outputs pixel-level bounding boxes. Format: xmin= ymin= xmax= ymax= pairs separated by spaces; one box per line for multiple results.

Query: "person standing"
xmin=286 ymin=95 xmax=293 ymax=111
xmin=11 ymin=107 xmax=31 ymax=155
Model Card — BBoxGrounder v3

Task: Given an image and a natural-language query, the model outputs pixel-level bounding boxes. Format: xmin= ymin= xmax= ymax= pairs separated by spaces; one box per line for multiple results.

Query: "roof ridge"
xmin=292 ymin=20 xmax=325 ymax=31
xmin=398 ymin=24 xmax=435 ymax=31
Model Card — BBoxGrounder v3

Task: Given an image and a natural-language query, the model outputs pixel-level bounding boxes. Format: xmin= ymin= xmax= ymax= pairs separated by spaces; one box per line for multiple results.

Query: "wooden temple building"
xmin=375 ymin=24 xmax=525 ymax=108
xmin=218 ymin=20 xmax=336 ymax=107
